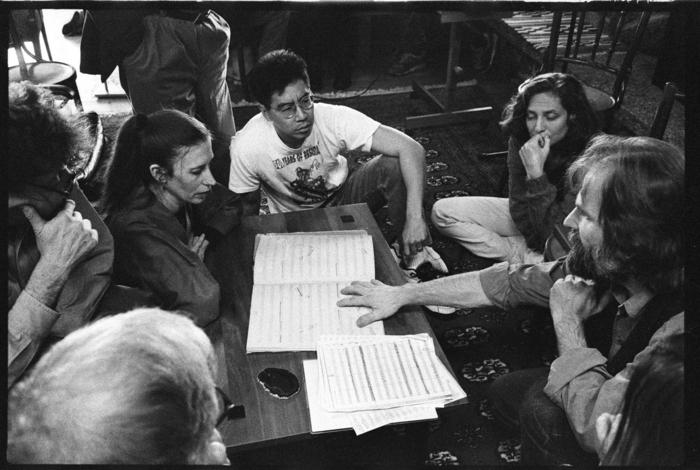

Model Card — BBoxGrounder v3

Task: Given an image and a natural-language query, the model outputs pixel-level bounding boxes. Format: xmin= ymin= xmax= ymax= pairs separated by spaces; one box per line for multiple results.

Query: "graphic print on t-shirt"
xmin=270 ymin=144 xmax=342 ymax=202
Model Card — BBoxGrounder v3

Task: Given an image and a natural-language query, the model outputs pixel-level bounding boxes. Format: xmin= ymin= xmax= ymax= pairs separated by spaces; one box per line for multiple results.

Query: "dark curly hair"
xmin=247 ymin=49 xmax=310 ymax=108
xmin=578 ymin=134 xmax=684 ymax=293
xmin=500 ymin=72 xmax=599 ymax=154
xmin=99 ymin=110 xmax=210 ymax=216
xmin=8 ymin=82 xmax=90 ymax=193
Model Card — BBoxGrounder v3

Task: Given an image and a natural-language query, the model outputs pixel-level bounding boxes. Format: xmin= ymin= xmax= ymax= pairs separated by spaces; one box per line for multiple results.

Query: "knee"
xmin=373 ymin=156 xmax=401 ymax=182
xmin=430 ymin=199 xmax=450 ymax=227
xmin=518 ymin=388 xmax=566 ymax=447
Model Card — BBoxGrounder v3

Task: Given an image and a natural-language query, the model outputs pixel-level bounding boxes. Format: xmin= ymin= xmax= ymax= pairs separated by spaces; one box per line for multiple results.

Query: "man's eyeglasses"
xmin=215 ymin=386 xmax=245 ymax=427
xmin=274 ymin=94 xmax=316 ymax=120
xmin=24 ymin=168 xmax=76 ymax=199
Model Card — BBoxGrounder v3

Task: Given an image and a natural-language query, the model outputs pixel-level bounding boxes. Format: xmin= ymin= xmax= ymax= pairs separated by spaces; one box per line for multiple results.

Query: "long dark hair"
xmin=601 ymin=334 xmax=684 ymax=465
xmin=500 ymin=72 xmax=599 ymax=154
xmin=100 ymin=110 xmax=210 ymax=216
xmin=579 ymin=134 xmax=684 ymax=293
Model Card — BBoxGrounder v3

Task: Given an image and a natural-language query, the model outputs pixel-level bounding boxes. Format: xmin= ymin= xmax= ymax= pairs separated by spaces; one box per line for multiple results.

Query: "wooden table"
xmin=205 ymin=203 xmax=465 ymax=451
xmin=405 ymin=10 xmax=493 ymax=130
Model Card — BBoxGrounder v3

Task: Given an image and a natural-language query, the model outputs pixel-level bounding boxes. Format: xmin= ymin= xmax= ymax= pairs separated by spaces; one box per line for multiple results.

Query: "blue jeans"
xmin=489 ymin=368 xmax=598 ymax=467
xmin=329 ymin=155 xmax=430 ymax=246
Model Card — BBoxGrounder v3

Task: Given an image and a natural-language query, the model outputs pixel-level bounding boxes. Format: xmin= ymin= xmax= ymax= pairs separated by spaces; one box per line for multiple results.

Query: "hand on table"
xmin=337 ymin=279 xmax=406 ymax=327
xmin=519 ymin=130 xmax=551 ymax=180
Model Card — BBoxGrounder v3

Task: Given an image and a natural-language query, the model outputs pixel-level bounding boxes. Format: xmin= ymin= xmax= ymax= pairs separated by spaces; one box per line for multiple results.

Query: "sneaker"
xmin=388 ymin=53 xmax=427 ymax=76
xmin=404 ymin=246 xmax=449 ymax=274
xmin=425 ymin=304 xmax=457 ymax=314
xmin=389 ymin=242 xmax=421 ymax=283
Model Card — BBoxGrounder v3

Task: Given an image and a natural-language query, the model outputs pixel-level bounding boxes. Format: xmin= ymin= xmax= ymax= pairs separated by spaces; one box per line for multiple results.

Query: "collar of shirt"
xmin=611 ymin=286 xmax=655 ymax=318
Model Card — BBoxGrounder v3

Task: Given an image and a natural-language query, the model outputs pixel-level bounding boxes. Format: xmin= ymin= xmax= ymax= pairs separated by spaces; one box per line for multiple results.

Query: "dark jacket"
xmin=106 ymin=184 xmax=242 ymax=326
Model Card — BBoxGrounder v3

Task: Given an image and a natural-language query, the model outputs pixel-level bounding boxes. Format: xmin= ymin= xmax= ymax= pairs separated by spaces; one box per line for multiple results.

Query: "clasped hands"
xmin=549 ymin=274 xmax=611 ymax=324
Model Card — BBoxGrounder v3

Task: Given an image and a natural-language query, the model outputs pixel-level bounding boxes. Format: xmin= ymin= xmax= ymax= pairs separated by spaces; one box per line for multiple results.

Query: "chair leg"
xmin=62 ymin=74 xmax=83 ymax=112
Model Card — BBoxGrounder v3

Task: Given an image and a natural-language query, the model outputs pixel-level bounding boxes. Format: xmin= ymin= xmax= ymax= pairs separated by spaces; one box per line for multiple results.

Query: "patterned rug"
xmin=99 ymin=87 xmax=559 ymax=467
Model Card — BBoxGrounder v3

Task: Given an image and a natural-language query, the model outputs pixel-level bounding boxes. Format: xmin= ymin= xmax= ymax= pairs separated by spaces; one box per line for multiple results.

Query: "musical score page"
xmin=246 ymin=231 xmax=385 ymax=352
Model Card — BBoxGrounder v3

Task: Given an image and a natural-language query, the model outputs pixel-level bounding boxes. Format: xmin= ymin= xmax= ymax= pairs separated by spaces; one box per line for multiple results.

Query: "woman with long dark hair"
xmin=101 ymin=110 xmax=230 ymax=326
xmin=431 ymin=72 xmax=599 ymax=264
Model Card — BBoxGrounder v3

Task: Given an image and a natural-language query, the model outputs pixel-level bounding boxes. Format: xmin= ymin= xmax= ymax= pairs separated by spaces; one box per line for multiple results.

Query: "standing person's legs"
xmin=431 ymin=196 xmax=529 ymax=262
xmin=194 ymin=10 xmax=236 ymax=185
xmin=331 ymin=155 xmax=429 ymax=246
xmin=120 ymin=13 xmax=235 ymax=184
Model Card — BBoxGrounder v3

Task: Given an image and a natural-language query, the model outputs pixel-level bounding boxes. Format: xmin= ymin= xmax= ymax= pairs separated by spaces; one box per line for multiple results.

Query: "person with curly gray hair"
xmin=7 ymin=81 xmax=113 ymax=388
xmin=8 ymin=308 xmax=231 ymax=465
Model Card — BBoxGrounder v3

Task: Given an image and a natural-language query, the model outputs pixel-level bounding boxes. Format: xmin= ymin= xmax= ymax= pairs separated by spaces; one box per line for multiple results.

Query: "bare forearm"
xmin=398 ymin=149 xmax=426 ymax=219
xmin=552 ymin=315 xmax=588 ymax=354
xmin=398 ymin=271 xmax=492 ymax=310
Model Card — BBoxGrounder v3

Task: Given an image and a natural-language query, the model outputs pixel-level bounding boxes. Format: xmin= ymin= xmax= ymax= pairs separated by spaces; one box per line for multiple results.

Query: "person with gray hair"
xmin=8 ymin=81 xmax=114 ymax=388
xmin=7 ymin=308 xmax=230 ymax=465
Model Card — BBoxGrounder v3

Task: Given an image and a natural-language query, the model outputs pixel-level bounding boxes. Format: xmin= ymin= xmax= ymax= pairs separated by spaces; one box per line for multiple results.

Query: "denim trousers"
xmin=431 ymin=196 xmax=539 ymax=263
xmin=489 ymin=367 xmax=598 ymax=467
xmin=329 ymin=155 xmax=429 ymax=246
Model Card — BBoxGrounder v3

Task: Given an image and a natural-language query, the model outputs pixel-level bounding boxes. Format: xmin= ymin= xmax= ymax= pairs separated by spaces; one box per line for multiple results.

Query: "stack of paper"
xmin=246 ymin=231 xmax=385 ymax=352
xmin=305 ymin=334 xmax=467 ymax=435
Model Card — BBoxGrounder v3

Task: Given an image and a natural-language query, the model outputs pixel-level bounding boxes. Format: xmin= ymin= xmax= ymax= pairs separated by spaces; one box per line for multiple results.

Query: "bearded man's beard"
xmin=565 ymin=230 xmax=610 ymax=284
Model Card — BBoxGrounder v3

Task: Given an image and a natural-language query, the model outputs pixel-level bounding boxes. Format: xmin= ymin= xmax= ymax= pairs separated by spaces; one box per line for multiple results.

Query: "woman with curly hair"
xmin=431 ymin=72 xmax=599 ymax=264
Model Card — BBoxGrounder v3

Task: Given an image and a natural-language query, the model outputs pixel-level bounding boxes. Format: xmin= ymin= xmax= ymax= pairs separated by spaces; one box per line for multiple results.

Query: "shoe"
xmin=425 ymin=304 xmax=457 ymax=314
xmin=404 ymin=246 xmax=449 ymax=274
xmin=388 ymin=53 xmax=427 ymax=76
xmin=62 ymin=11 xmax=85 ymax=37
xmin=389 ymin=242 xmax=421 ymax=283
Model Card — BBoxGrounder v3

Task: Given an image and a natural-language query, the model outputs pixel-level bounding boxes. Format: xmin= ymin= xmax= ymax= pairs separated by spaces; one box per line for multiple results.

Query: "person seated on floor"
xmin=8 ymin=82 xmax=114 ymax=388
xmin=339 ymin=135 xmax=684 ymax=466
xmin=229 ymin=48 xmax=444 ymax=273
xmin=7 ymin=308 xmax=230 ymax=465
xmin=431 ymin=72 xmax=599 ymax=264
xmin=596 ymin=333 xmax=684 ymax=466
xmin=100 ymin=110 xmax=242 ymax=327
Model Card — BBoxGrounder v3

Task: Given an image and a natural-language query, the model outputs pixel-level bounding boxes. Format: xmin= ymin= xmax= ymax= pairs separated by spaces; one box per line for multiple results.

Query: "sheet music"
xmin=303 ymin=360 xmax=438 ymax=435
xmin=316 ymin=334 xmax=456 ymax=412
xmin=246 ymin=231 xmax=384 ymax=352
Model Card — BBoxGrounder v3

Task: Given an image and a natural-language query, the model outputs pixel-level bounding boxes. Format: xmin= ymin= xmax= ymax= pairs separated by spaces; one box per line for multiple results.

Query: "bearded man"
xmin=338 ymin=134 xmax=684 ymax=465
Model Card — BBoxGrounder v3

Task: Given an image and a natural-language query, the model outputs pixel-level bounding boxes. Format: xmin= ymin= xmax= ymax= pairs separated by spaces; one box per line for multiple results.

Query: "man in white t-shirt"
xmin=229 ymin=49 xmax=434 ymax=263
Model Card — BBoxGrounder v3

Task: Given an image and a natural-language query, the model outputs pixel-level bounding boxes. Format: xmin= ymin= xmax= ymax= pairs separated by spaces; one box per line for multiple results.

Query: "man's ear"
xmin=149 ymin=164 xmax=167 ymax=184
xmin=259 ymin=104 xmax=270 ymax=120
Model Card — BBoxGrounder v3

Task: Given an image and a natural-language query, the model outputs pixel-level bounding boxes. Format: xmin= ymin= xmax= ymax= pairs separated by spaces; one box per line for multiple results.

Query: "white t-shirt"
xmin=229 ymin=102 xmax=380 ymax=213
